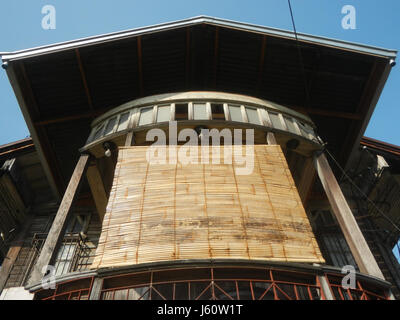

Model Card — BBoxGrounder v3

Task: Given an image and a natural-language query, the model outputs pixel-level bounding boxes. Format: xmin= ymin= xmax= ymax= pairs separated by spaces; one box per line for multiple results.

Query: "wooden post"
xmin=0 ymin=215 xmax=33 ymax=293
xmin=266 ymin=132 xmax=277 ymax=145
xmin=125 ymin=131 xmax=136 ymax=146
xmin=297 ymin=157 xmax=316 ymax=205
xmin=89 ymin=277 xmax=103 ymax=300
xmin=86 ymin=163 xmax=108 ymax=222
xmin=28 ymin=154 xmax=90 ymax=286
xmin=317 ymin=275 xmax=334 ymax=300
xmin=314 ymin=151 xmax=384 ymax=279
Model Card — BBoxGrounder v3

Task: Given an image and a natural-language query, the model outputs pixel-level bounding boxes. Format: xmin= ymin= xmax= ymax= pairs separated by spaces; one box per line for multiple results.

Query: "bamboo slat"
xmin=91 ymin=145 xmax=324 ymax=269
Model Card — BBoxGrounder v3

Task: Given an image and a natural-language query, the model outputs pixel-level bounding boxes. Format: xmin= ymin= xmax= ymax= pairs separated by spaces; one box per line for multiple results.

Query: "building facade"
xmin=0 ymin=17 xmax=399 ymax=300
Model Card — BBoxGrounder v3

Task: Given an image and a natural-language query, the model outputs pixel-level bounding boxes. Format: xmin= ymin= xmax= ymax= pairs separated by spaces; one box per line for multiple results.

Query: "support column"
xmin=89 ymin=277 xmax=104 ymax=300
xmin=297 ymin=157 xmax=316 ymax=205
xmin=317 ymin=275 xmax=334 ymax=300
xmin=28 ymin=153 xmax=90 ymax=286
xmin=314 ymin=151 xmax=384 ymax=279
xmin=266 ymin=131 xmax=277 ymax=145
xmin=125 ymin=131 xmax=136 ymax=146
xmin=86 ymin=163 xmax=108 ymax=222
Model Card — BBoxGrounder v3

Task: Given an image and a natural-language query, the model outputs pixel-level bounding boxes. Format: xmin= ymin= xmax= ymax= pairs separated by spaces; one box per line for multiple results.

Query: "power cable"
xmin=287 ymin=0 xmax=312 ymax=109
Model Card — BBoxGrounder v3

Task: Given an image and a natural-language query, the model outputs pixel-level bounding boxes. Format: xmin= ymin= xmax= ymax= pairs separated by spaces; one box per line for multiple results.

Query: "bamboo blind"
xmin=91 ymin=145 xmax=324 ymax=269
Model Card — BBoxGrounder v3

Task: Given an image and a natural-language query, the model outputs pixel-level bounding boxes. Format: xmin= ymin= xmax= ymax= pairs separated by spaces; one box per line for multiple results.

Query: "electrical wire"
xmin=287 ymin=0 xmax=312 ymax=109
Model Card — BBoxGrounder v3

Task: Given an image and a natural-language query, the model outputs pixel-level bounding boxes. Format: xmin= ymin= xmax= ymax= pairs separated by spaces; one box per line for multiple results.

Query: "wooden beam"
xmin=314 ymin=151 xmax=384 ymax=279
xmin=297 ymin=157 xmax=316 ymax=205
xmin=213 ymin=27 xmax=219 ymax=89
xmin=18 ymin=62 xmax=66 ymax=195
xmin=257 ymin=35 xmax=267 ymax=92
xmin=75 ymin=48 xmax=94 ymax=111
xmin=266 ymin=132 xmax=277 ymax=145
xmin=19 ymin=63 xmax=41 ymax=120
xmin=125 ymin=131 xmax=136 ymax=146
xmin=0 ymin=215 xmax=33 ymax=293
xmin=34 ymin=109 xmax=107 ymax=126
xmin=339 ymin=60 xmax=385 ymax=164
xmin=137 ymin=36 xmax=144 ymax=96
xmin=289 ymin=104 xmax=362 ymax=120
xmin=28 ymin=153 xmax=90 ymax=285
xmin=89 ymin=277 xmax=103 ymax=300
xmin=185 ymin=27 xmax=191 ymax=89
xmin=86 ymin=163 xmax=108 ymax=222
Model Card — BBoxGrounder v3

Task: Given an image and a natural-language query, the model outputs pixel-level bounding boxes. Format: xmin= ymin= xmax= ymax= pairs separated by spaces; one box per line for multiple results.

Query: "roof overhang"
xmin=1 ymin=16 xmax=397 ymax=197
xmin=0 ymin=16 xmax=397 ymax=62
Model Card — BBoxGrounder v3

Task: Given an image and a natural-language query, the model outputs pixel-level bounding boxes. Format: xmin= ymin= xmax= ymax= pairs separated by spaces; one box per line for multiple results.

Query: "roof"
xmin=0 ymin=16 xmax=397 ymax=197
xmin=1 ymin=16 xmax=397 ymax=62
xmin=361 ymin=137 xmax=400 ymax=174
xmin=0 ymin=137 xmax=55 ymax=204
xmin=361 ymin=137 xmax=400 ymax=157
xmin=0 ymin=137 xmax=34 ymax=162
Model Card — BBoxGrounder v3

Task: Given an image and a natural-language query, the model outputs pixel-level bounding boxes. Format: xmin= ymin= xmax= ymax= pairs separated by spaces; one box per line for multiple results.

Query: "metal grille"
xmin=326 ymin=274 xmax=388 ymax=300
xmin=35 ymin=277 xmax=94 ymax=300
xmin=100 ymin=267 xmax=325 ymax=300
xmin=4 ymin=232 xmax=95 ymax=288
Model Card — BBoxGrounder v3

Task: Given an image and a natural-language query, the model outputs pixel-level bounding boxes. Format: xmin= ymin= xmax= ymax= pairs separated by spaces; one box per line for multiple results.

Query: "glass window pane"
xmin=211 ymin=103 xmax=225 ymax=120
xmin=284 ymin=116 xmax=297 ymax=134
xmin=297 ymin=122 xmax=315 ymax=139
xmin=138 ymin=107 xmax=154 ymax=126
xmin=118 ymin=112 xmax=130 ymax=131
xmin=104 ymin=117 xmax=117 ymax=135
xmin=269 ymin=112 xmax=284 ymax=130
xmin=193 ymin=103 xmax=208 ymax=120
xmin=157 ymin=105 xmax=171 ymax=122
xmin=229 ymin=105 xmax=243 ymax=122
xmin=246 ymin=107 xmax=260 ymax=125
xmin=55 ymin=262 xmax=67 ymax=276
xmin=175 ymin=104 xmax=188 ymax=120
xmin=92 ymin=124 xmax=104 ymax=141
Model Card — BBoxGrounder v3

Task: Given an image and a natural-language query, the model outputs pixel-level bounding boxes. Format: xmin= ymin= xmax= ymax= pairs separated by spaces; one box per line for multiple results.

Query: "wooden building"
xmin=0 ymin=16 xmax=399 ymax=300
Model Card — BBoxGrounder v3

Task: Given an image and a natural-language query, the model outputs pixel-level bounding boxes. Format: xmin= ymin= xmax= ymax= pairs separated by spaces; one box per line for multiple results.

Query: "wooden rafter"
xmin=19 ymin=63 xmax=41 ymax=120
xmin=339 ymin=60 xmax=385 ymax=163
xmin=18 ymin=62 xmax=66 ymax=194
xmin=257 ymin=35 xmax=267 ymax=92
xmin=290 ymin=105 xmax=362 ymax=120
xmin=213 ymin=26 xmax=219 ymax=89
xmin=185 ymin=27 xmax=191 ymax=89
xmin=137 ymin=36 xmax=144 ymax=96
xmin=34 ymin=108 xmax=107 ymax=126
xmin=75 ymin=48 xmax=94 ymax=111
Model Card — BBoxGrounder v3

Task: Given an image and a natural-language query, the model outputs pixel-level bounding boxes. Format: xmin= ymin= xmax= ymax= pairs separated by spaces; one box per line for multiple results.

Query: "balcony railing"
xmin=4 ymin=232 xmax=96 ymax=288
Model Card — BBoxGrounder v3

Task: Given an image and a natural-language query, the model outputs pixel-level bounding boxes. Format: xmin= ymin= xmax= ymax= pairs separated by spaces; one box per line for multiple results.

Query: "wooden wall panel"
xmin=91 ymin=145 xmax=324 ymax=269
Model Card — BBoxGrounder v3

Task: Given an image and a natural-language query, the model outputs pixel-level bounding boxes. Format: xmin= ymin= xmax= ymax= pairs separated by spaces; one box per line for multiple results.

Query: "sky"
xmin=0 ymin=1 xmax=399 ymax=259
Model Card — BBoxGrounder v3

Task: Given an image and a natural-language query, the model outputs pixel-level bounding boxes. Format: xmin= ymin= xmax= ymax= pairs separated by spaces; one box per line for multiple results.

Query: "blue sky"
xmin=0 ymin=1 xmax=399 ymax=260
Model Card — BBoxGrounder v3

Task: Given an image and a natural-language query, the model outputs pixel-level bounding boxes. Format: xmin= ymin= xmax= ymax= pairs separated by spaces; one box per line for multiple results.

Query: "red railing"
xmin=325 ymin=274 xmax=388 ymax=300
xmin=100 ymin=267 xmax=324 ymax=300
